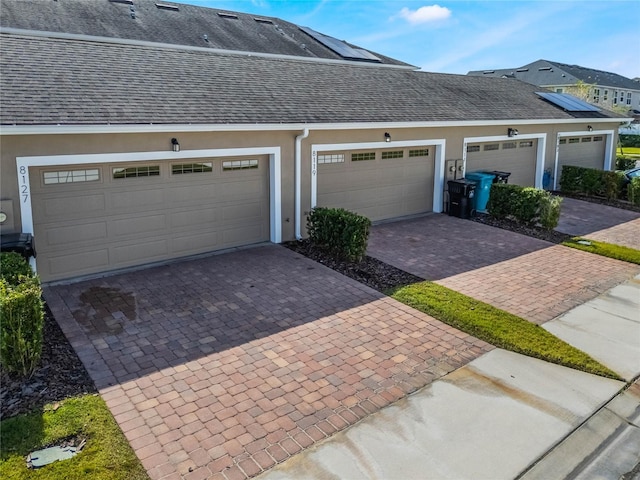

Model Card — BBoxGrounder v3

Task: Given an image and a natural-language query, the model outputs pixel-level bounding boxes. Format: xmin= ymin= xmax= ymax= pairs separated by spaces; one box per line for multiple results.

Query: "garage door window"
xmin=317 ymin=154 xmax=345 ymax=164
xmin=568 ymin=138 xmax=580 ymax=144
xmin=581 ymin=137 xmax=592 ymax=143
xmin=502 ymin=142 xmax=517 ymax=149
xmin=352 ymin=152 xmax=376 ymax=162
xmin=113 ymin=165 xmax=160 ymax=179
xmin=483 ymin=144 xmax=499 ymax=151
xmin=409 ymin=149 xmax=429 ymax=157
xmin=519 ymin=141 xmax=534 ymax=148
xmin=466 ymin=145 xmax=480 ymax=153
xmin=381 ymin=150 xmax=404 ymax=159
xmin=43 ymin=169 xmax=100 ymax=185
xmin=171 ymin=162 xmax=213 ymax=174
xmin=593 ymin=136 xmax=603 ymax=142
xmin=222 ymin=159 xmax=258 ymax=171
xmin=559 ymin=139 xmax=567 ymax=144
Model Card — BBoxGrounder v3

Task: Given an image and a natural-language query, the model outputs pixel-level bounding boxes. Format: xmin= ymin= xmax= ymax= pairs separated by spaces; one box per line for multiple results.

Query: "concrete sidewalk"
xmin=258 ymin=276 xmax=640 ymax=480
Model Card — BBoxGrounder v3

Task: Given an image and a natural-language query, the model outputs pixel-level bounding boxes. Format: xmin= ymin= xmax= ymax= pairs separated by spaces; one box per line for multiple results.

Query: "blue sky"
xmin=187 ymin=0 xmax=640 ymax=79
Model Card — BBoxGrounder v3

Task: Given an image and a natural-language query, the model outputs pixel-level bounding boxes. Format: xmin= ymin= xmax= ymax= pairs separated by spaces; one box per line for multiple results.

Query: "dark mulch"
xmin=469 ymin=213 xmax=572 ymax=244
xmin=554 ymin=192 xmax=640 ymax=213
xmin=0 ymin=305 xmax=96 ymax=420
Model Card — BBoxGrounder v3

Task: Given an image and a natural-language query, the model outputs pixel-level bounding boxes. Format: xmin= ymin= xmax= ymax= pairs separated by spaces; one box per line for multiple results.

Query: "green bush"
xmin=581 ymin=168 xmax=603 ymax=196
xmin=307 ymin=207 xmax=371 ymax=262
xmin=602 ymin=171 xmax=625 ymax=201
xmin=558 ymin=165 xmax=583 ymax=193
xmin=0 ymin=252 xmax=33 ymax=286
xmin=539 ymin=195 xmax=563 ymax=230
xmin=487 ymin=184 xmax=562 ymax=229
xmin=616 ymin=156 xmax=636 ymax=171
xmin=0 ymin=276 xmax=45 ymax=377
xmin=619 ymin=134 xmax=640 ymax=148
xmin=628 ymin=177 xmax=640 ymax=206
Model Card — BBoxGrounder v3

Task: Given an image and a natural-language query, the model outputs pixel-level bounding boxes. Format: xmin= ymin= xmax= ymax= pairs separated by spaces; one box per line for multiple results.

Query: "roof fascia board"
xmin=0 ymin=28 xmax=417 ymax=70
xmin=0 ymin=118 xmax=628 ymax=136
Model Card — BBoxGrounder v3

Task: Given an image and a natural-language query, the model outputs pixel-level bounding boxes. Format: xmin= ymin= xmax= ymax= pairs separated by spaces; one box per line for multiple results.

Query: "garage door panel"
xmin=109 ymin=189 xmax=164 ymax=210
xmin=467 ymin=141 xmax=536 ymax=187
xmin=46 ymin=222 xmax=108 ymax=247
xmin=112 ymin=239 xmax=168 ymax=265
xmin=47 ymin=249 xmax=110 ymax=277
xmin=558 ymin=137 xmax=605 ymax=172
xmin=31 ymin=155 xmax=270 ymax=281
xmin=38 ymin=193 xmax=106 ymax=219
xmin=112 ymin=214 xmax=167 ymax=237
xmin=172 ymin=231 xmax=221 ymax=254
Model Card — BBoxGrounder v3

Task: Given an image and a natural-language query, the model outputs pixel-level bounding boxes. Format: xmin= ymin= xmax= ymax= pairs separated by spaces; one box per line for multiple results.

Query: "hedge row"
xmin=0 ymin=252 xmax=45 ymax=377
xmin=628 ymin=177 xmax=640 ymax=206
xmin=307 ymin=207 xmax=371 ymax=262
xmin=559 ymin=165 xmax=626 ymax=201
xmin=487 ymin=184 xmax=562 ymax=230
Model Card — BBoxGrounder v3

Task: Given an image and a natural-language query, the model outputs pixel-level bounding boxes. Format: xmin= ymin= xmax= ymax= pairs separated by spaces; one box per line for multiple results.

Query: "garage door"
xmin=30 ymin=156 xmax=270 ymax=282
xmin=317 ymin=146 xmax=434 ymax=221
xmin=466 ymin=139 xmax=537 ymax=186
xmin=558 ymin=135 xmax=606 ymax=174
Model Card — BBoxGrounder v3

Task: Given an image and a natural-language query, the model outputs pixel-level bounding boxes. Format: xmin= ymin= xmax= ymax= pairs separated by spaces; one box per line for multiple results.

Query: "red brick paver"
xmin=368 ymin=214 xmax=640 ymax=324
xmin=44 ymin=246 xmax=491 ymax=480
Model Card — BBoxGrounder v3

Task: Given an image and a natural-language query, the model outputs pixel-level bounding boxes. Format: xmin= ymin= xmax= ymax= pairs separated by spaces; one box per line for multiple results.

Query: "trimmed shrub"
xmin=628 ymin=177 xmax=640 ymax=206
xmin=602 ymin=171 xmax=625 ymax=201
xmin=558 ymin=165 xmax=583 ymax=193
xmin=487 ymin=184 xmax=562 ymax=230
xmin=539 ymin=195 xmax=563 ymax=231
xmin=616 ymin=156 xmax=636 ymax=171
xmin=0 ymin=252 xmax=33 ymax=286
xmin=619 ymin=134 xmax=640 ymax=148
xmin=307 ymin=207 xmax=371 ymax=262
xmin=0 ymin=276 xmax=45 ymax=377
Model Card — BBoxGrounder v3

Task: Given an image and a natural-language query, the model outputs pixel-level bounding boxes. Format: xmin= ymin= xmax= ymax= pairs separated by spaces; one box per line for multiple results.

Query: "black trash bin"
xmin=0 ymin=233 xmax=37 ymax=260
xmin=485 ymin=170 xmax=511 ymax=184
xmin=447 ymin=179 xmax=476 ymax=219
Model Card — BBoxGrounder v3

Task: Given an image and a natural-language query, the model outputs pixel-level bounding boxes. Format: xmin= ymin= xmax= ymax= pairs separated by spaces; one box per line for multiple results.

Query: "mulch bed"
xmin=554 ymin=192 xmax=640 ymax=213
xmin=1 ymin=194 xmax=628 ymax=420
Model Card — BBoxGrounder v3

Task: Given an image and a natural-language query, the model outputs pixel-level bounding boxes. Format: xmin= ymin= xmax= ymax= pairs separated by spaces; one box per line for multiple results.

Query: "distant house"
xmin=0 ymin=0 xmax=628 ymax=282
xmin=468 ymin=60 xmax=640 ymax=115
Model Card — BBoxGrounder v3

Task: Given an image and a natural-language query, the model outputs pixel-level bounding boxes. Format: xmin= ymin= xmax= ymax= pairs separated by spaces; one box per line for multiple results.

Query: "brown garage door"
xmin=466 ymin=139 xmax=537 ymax=186
xmin=31 ymin=156 xmax=270 ymax=282
xmin=558 ymin=135 xmax=606 ymax=175
xmin=317 ymin=146 xmax=434 ymax=221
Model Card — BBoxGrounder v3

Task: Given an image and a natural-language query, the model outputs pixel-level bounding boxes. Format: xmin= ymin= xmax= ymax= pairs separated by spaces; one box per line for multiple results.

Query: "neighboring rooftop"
xmin=0 ymin=0 xmax=410 ymax=66
xmin=0 ymin=33 xmax=620 ymax=126
xmin=468 ymin=60 xmax=640 ymax=91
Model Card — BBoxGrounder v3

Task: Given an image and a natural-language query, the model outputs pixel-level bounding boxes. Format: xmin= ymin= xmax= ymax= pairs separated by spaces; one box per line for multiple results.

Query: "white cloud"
xmin=397 ymin=5 xmax=451 ymax=24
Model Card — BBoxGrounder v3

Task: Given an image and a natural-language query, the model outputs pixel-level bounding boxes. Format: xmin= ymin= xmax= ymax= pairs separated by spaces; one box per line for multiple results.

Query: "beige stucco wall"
xmin=0 ymin=120 xmax=621 ymax=242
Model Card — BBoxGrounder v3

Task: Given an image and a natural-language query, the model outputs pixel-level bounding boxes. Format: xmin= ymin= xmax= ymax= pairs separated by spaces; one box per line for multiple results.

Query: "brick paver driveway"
xmin=556 ymin=197 xmax=640 ymax=250
xmin=44 ymin=246 xmax=490 ymax=480
xmin=368 ymin=214 xmax=640 ymax=324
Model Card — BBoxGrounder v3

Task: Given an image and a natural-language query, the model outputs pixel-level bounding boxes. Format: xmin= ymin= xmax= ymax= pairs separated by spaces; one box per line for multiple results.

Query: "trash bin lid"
xmin=466 ymin=171 xmax=495 ymax=180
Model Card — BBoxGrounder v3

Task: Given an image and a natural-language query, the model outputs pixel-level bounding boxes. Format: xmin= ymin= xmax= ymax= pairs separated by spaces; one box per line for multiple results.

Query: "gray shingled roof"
xmin=0 ymin=0 xmax=409 ymax=66
xmin=469 ymin=59 xmax=640 ymax=91
xmin=0 ymin=33 xmax=618 ymax=126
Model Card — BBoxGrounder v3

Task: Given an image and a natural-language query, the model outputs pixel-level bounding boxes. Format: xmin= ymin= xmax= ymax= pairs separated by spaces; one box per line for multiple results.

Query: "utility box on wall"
xmin=0 ymin=199 xmax=17 ymax=234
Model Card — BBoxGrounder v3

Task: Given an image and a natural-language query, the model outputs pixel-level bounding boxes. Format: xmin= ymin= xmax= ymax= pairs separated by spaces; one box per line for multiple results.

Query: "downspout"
xmin=294 ymin=128 xmax=310 ymax=240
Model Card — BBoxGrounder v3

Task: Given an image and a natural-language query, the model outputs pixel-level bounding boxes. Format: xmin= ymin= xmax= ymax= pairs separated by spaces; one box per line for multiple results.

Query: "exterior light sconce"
xmin=384 ymin=132 xmax=391 ymax=142
xmin=507 ymin=128 xmax=519 ymax=137
xmin=587 ymin=125 xmax=593 ymax=132
xmin=171 ymin=138 xmax=180 ymax=152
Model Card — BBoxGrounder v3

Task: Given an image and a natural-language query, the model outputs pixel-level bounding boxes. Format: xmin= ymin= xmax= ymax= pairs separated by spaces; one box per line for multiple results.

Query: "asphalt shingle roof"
xmin=0 ymin=0 xmax=408 ymax=66
xmin=0 ymin=34 xmax=618 ymax=126
xmin=469 ymin=59 xmax=640 ymax=91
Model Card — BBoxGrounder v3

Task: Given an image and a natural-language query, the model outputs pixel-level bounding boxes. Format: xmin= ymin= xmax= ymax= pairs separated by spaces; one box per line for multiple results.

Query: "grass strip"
xmin=0 ymin=394 xmax=149 ymax=480
xmin=390 ymin=281 xmax=622 ymax=380
xmin=562 ymin=237 xmax=640 ymax=264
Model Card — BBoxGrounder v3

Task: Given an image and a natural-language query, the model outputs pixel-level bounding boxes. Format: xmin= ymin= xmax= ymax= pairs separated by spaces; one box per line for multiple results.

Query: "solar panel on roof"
xmin=299 ymin=26 xmax=381 ymax=62
xmin=536 ymin=92 xmax=601 ymax=112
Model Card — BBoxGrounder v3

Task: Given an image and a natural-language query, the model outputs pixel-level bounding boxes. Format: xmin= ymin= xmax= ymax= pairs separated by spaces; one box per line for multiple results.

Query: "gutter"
xmin=294 ymin=128 xmax=310 ymax=240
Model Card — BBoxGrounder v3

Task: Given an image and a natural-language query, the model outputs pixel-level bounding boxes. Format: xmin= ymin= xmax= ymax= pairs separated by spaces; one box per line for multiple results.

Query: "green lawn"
xmin=390 ymin=281 xmax=621 ymax=380
xmin=0 ymin=394 xmax=149 ymax=480
xmin=617 ymin=147 xmax=640 ymax=156
xmin=562 ymin=237 xmax=640 ymax=264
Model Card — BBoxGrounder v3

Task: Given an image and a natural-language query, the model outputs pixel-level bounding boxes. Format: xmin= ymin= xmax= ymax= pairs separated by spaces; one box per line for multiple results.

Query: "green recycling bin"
xmin=465 ymin=172 xmax=495 ymax=212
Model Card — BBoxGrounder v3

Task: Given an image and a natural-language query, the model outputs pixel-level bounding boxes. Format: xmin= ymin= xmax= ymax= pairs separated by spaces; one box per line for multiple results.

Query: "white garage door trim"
xmin=16 ymin=146 xmax=282 ymax=273
xmin=462 ymin=133 xmax=547 ymax=188
xmin=311 ymin=139 xmax=446 ymax=214
xmin=553 ymin=129 xmax=615 ymax=190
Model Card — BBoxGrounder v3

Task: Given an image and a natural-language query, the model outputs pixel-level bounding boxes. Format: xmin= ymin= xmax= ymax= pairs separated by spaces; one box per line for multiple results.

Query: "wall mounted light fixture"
xmin=507 ymin=128 xmax=519 ymax=137
xmin=171 ymin=138 xmax=180 ymax=152
xmin=384 ymin=132 xmax=391 ymax=142
xmin=587 ymin=125 xmax=593 ymax=132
